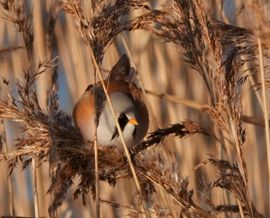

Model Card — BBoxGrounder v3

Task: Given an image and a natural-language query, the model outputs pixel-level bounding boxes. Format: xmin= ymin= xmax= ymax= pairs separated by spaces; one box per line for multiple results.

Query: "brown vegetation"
xmin=0 ymin=0 xmax=269 ymax=217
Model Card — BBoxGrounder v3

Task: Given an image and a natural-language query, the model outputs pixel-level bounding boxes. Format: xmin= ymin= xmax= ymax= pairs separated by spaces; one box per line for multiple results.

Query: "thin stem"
xmin=1 ymin=120 xmax=16 ymax=216
xmin=93 ymin=60 xmax=100 ymax=218
xmin=32 ymin=156 xmax=40 ymax=218
xmin=145 ymin=89 xmax=266 ymax=127
xmin=87 ymin=47 xmax=150 ymax=218
xmin=7 ymin=173 xmax=16 ymax=217
xmin=94 ymin=120 xmax=100 ymax=218
xmin=258 ymin=38 xmax=270 ymax=215
xmin=145 ymin=89 xmax=204 ymax=110
xmin=237 ymin=199 xmax=245 ymax=218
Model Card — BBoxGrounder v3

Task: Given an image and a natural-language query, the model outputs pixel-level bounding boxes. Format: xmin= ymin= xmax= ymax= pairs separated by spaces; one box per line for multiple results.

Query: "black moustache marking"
xmin=111 ymin=113 xmax=129 ymax=141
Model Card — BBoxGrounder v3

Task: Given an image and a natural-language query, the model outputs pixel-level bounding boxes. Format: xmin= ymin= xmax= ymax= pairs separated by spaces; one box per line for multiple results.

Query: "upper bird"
xmin=73 ymin=55 xmax=149 ymax=149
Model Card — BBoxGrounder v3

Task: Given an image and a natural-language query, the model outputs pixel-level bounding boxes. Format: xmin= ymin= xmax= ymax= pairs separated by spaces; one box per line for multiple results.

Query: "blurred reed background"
xmin=0 ymin=0 xmax=270 ymax=217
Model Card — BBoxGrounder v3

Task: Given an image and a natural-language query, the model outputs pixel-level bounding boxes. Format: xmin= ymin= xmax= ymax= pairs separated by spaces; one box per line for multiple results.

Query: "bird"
xmin=73 ymin=55 xmax=149 ymax=149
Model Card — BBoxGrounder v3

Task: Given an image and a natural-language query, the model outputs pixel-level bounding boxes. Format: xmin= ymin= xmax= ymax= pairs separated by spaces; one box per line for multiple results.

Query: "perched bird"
xmin=73 ymin=55 xmax=149 ymax=149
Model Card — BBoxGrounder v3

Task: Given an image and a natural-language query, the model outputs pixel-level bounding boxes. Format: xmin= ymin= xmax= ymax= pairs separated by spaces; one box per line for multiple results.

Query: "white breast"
xmin=96 ymin=92 xmax=137 ymax=148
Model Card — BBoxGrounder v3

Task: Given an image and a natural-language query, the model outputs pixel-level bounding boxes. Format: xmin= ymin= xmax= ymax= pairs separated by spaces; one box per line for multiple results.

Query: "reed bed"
xmin=0 ymin=0 xmax=269 ymax=217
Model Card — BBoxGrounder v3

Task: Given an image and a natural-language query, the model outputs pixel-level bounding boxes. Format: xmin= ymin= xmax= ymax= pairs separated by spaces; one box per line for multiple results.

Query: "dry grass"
xmin=0 ymin=0 xmax=269 ymax=217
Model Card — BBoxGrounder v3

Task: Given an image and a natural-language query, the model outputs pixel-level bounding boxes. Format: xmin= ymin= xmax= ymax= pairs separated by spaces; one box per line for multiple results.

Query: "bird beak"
xmin=129 ymin=118 xmax=138 ymax=125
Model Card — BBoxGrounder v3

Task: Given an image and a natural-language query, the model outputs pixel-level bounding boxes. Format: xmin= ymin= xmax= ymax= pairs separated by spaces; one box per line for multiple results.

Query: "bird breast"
xmin=96 ymin=92 xmax=137 ymax=148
